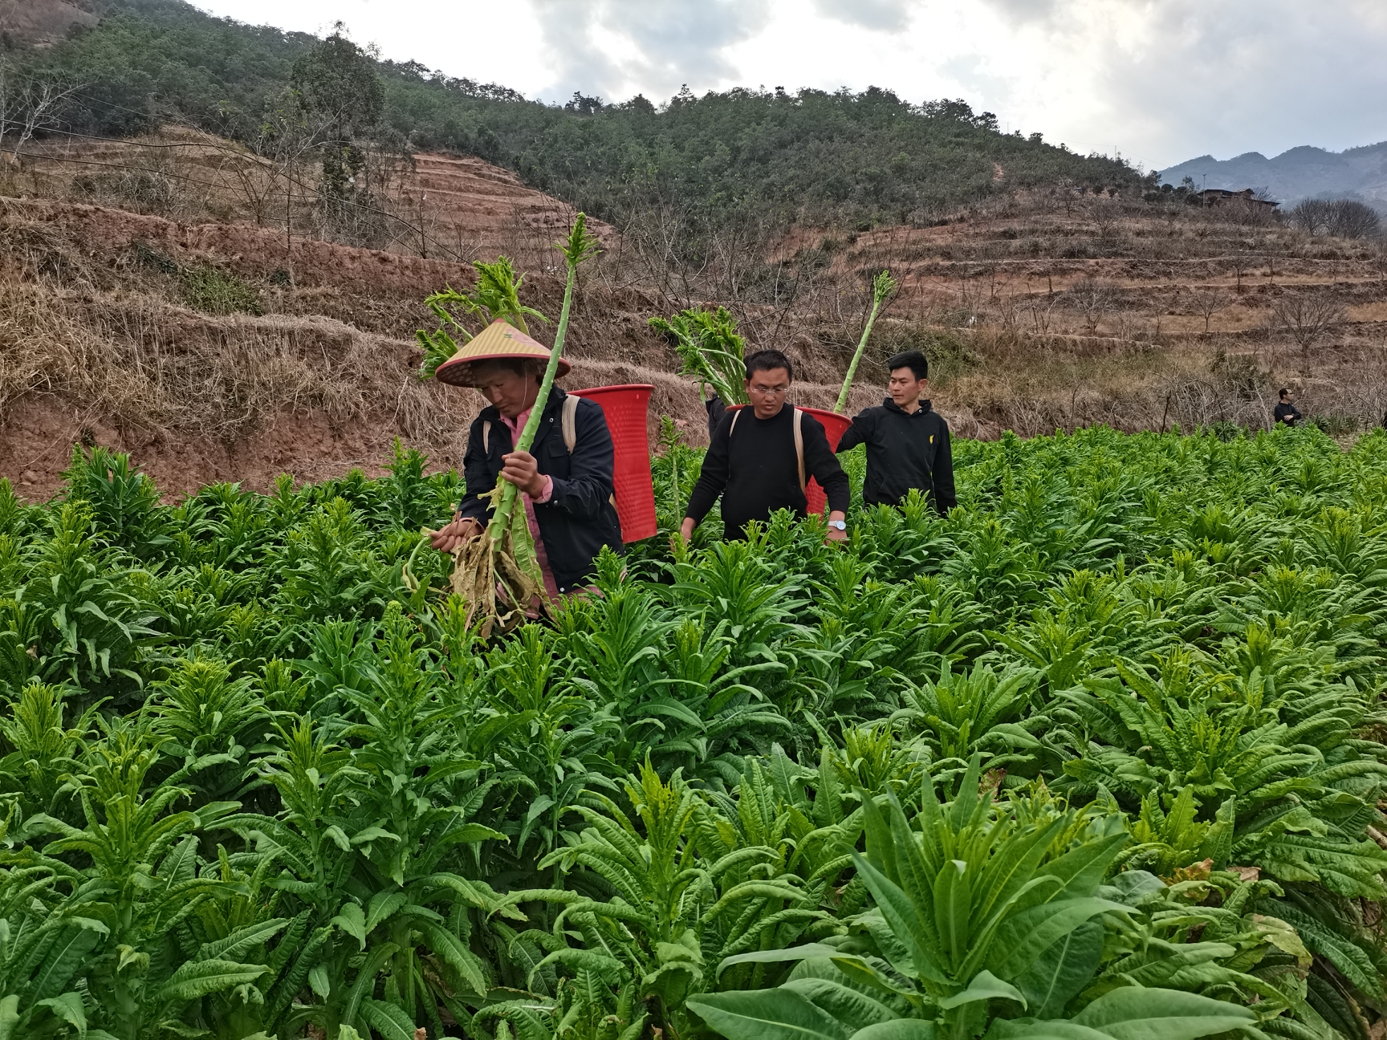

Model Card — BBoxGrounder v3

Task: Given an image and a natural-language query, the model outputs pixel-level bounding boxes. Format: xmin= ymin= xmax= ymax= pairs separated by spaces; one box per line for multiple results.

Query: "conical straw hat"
xmin=435 ymin=319 xmax=572 ymax=387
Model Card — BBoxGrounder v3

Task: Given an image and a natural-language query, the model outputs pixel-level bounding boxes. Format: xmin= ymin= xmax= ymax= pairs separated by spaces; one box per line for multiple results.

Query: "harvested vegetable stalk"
xmin=449 ymin=215 xmax=603 ymax=638
xmin=416 ymin=256 xmax=550 ymax=380
xmin=834 ymin=269 xmax=898 ymax=413
xmin=649 ymin=306 xmax=749 ymax=406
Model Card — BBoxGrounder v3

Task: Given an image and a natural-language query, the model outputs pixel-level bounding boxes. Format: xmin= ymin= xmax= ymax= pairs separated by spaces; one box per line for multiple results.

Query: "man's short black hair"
xmin=1279 ymin=387 xmax=1291 ymax=400
xmin=887 ymin=350 xmax=929 ymax=381
xmin=745 ymin=349 xmax=793 ymax=381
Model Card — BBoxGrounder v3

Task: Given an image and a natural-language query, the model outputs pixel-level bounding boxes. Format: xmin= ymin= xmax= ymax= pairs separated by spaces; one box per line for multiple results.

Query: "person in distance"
xmin=1273 ymin=388 xmax=1302 ymax=427
xmin=836 ymin=349 xmax=956 ymax=516
xmin=427 ymin=322 xmax=623 ymax=597
xmin=680 ymin=349 xmax=851 ymax=544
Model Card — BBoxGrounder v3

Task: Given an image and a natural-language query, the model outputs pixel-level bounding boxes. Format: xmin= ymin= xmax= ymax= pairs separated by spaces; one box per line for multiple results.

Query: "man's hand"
xmin=671 ymin=517 xmax=696 ymax=554
xmin=824 ymin=511 xmax=848 ymax=546
xmin=499 ymin=450 xmax=547 ymax=498
xmin=429 ymin=516 xmax=482 ymax=553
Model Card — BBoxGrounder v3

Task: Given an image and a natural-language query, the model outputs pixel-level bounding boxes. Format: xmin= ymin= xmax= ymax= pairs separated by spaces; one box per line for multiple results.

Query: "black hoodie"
xmin=837 ymin=398 xmax=957 ymax=515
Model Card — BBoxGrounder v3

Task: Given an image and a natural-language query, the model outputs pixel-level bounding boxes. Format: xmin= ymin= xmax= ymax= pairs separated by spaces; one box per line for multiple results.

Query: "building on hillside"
xmin=1196 ymin=188 xmax=1280 ymax=210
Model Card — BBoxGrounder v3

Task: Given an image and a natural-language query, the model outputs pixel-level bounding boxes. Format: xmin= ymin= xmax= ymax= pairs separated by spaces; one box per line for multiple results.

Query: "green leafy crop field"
xmin=1 ymin=426 xmax=1385 ymax=1040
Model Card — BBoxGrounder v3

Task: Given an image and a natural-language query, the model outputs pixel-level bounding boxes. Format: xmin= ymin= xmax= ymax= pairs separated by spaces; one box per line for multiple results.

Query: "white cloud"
xmin=530 ymin=0 xmax=773 ymax=102
xmin=193 ymin=0 xmax=1387 ymax=165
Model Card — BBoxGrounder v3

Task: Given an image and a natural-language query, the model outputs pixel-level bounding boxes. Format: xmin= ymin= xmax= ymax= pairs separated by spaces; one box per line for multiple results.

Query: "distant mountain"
xmin=1159 ymin=142 xmax=1387 ymax=212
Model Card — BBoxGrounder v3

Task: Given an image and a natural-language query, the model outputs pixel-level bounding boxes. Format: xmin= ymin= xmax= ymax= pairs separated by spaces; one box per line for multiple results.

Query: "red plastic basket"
xmin=570 ymin=385 xmax=658 ymax=542
xmin=798 ymin=407 xmax=853 ymax=517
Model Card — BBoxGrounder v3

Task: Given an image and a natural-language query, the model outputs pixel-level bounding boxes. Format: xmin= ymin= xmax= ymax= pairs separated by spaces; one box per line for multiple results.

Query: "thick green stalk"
xmin=834 ymin=269 xmax=898 ymax=413
xmin=485 ymin=215 xmax=601 ymax=542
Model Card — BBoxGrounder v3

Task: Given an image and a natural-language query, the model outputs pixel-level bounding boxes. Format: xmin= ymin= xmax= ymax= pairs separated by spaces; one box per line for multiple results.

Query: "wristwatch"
xmin=828 ymin=519 xmax=847 ymax=531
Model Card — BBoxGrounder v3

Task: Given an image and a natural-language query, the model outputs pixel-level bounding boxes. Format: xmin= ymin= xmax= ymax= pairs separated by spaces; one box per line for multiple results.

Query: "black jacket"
xmin=837 ymin=399 xmax=957 ymax=515
xmin=1273 ymin=402 xmax=1302 ymax=426
xmin=456 ymin=388 xmax=623 ymax=594
xmin=685 ymin=404 xmax=851 ymax=538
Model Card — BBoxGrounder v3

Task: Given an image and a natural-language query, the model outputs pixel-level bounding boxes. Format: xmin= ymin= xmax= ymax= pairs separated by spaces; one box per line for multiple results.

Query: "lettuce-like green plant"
xmin=689 ymin=757 xmax=1260 ymax=1040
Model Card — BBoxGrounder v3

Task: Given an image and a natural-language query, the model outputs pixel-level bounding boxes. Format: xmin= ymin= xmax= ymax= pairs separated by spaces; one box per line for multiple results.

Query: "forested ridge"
xmin=11 ymin=0 xmax=1148 ymax=231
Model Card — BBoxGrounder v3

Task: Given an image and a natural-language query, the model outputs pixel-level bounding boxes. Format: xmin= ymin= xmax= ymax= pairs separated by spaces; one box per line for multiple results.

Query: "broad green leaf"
xmin=850 ymin=1022 xmax=938 ymax=1040
xmin=937 ymin=970 xmax=1026 ymax=1011
xmin=0 ymin=996 xmax=19 ymax=1040
xmin=689 ymin=988 xmax=854 ymax=1040
xmin=719 ymin=944 xmax=847 ymax=977
xmin=854 ymin=854 xmax=948 ymax=984
xmin=783 ymin=978 xmax=900 ymax=1031
xmin=1070 ymin=987 xmax=1257 ymax=1040
xmin=332 ymin=903 xmax=368 ymax=949
xmin=1011 ymin=921 xmax=1103 ymax=1019
xmin=1097 ymin=872 xmax=1165 ymax=908
xmin=359 ymin=997 xmax=419 ymax=1040
xmin=351 ymin=826 xmax=401 ymax=845
xmin=309 ymin=964 xmax=331 ymax=998
xmin=157 ymin=959 xmax=268 ymax=1001
xmin=934 ymin=859 xmax=971 ymax=971
xmin=29 ymin=924 xmax=100 ymax=1000
xmin=990 ymin=899 xmax=1131 ymax=979
xmin=198 ymin=919 xmax=289 ymax=963
xmin=366 ymin=890 xmax=409 ymax=933
xmin=36 ymin=992 xmax=86 ymax=1035
xmin=531 ymin=947 xmax=626 ymax=986
xmin=986 ymin=1020 xmax=1114 ymax=1040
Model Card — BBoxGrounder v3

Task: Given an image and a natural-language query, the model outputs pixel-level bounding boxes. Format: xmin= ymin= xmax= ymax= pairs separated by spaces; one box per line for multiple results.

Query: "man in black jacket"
xmin=1273 ymin=388 xmax=1302 ymax=427
xmin=429 ymin=337 xmax=622 ymax=597
xmin=681 ymin=350 xmax=851 ymax=543
xmin=837 ymin=349 xmax=957 ymax=516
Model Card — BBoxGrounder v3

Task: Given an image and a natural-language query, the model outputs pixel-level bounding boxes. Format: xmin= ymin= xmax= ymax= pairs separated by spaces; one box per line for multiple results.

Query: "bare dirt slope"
xmin=0 ymin=0 xmax=96 ymax=46
xmin=17 ymin=129 xmax=619 ymax=267
xmin=0 ymin=195 xmax=877 ymax=501
xmin=4 ymin=144 xmax=1387 ymax=502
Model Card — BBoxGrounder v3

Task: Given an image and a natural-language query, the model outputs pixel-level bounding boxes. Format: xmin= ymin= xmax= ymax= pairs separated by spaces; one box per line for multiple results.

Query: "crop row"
xmin=0 ymin=426 xmax=1384 ymax=1040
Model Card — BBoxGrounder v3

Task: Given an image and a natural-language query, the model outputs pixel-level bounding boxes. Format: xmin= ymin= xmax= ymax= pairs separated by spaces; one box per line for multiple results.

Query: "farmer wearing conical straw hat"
xmin=429 ymin=320 xmax=623 ymax=597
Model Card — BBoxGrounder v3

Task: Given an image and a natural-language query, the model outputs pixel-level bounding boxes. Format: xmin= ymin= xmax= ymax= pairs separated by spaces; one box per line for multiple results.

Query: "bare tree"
xmin=0 ymin=57 xmax=78 ymax=165
xmin=215 ymin=93 xmax=333 ymax=227
xmin=1084 ymin=199 xmax=1121 ymax=240
xmin=1288 ymin=198 xmax=1382 ymax=240
xmin=1066 ymin=276 xmax=1116 ymax=334
xmin=1189 ymin=289 xmax=1230 ymax=334
xmin=1270 ymin=293 xmax=1346 ymax=375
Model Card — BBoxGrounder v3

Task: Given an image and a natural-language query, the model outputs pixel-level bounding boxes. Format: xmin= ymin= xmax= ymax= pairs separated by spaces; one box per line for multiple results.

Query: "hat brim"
xmin=435 ymin=352 xmax=572 ymax=387
xmin=433 ymin=319 xmax=572 ymax=387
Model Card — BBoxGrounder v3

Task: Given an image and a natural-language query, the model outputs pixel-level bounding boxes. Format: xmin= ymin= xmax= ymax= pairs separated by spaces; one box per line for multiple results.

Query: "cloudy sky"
xmin=196 ymin=0 xmax=1387 ymax=172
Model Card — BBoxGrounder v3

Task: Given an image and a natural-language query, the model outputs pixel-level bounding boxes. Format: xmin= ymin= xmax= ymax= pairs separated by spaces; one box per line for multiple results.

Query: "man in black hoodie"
xmin=837 ymin=349 xmax=957 ymax=516
xmin=1273 ymin=388 xmax=1302 ymax=427
xmin=682 ymin=350 xmax=851 ymax=542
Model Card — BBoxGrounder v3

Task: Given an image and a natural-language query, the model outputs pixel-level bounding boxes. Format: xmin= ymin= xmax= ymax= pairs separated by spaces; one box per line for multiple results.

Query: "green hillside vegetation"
xmin=18 ymin=0 xmax=1148 ymax=234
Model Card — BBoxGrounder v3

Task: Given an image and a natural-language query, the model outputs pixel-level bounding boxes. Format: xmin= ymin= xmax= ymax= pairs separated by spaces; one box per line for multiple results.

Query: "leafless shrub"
xmin=1270 ymin=293 xmax=1346 ymax=375
xmin=0 ymin=57 xmax=78 ymax=165
xmin=1065 ymin=276 xmax=1116 ymax=333
xmin=1188 ymin=289 xmax=1230 ymax=334
xmin=1084 ymin=200 xmax=1121 ymax=240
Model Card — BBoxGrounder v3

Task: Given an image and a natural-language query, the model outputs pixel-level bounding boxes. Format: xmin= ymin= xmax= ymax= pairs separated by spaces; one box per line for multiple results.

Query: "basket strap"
xmin=561 ymin=395 xmax=579 ymax=453
xmin=482 ymin=420 xmax=491 ymax=455
xmin=793 ymin=408 xmax=805 ymax=492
